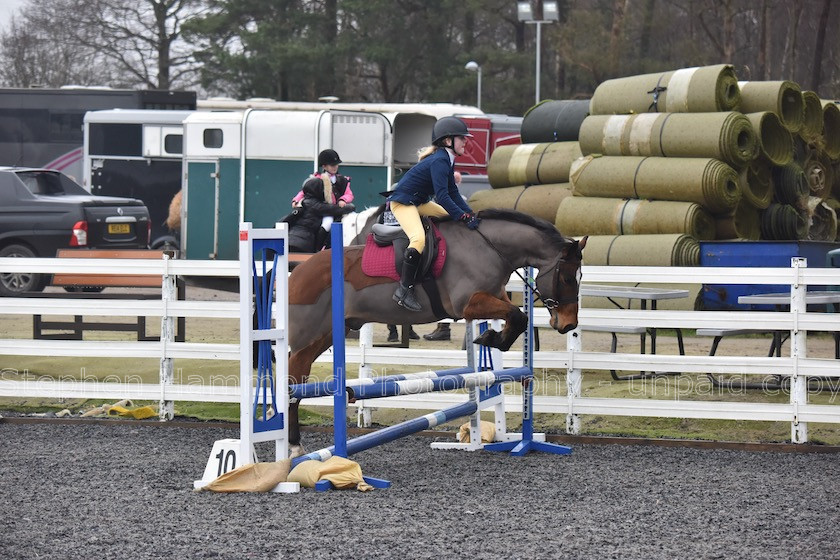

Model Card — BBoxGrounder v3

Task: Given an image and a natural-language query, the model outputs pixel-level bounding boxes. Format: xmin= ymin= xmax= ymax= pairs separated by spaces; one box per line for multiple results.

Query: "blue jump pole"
xmin=330 ymin=224 xmax=347 ymax=458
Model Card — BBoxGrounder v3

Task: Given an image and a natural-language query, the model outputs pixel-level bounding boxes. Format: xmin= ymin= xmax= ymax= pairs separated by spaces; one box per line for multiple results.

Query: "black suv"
xmin=0 ymin=167 xmax=151 ymax=295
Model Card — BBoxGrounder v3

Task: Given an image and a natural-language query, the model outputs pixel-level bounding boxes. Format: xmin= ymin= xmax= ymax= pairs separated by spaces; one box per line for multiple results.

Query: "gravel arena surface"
xmin=2 ymin=421 xmax=839 ymax=559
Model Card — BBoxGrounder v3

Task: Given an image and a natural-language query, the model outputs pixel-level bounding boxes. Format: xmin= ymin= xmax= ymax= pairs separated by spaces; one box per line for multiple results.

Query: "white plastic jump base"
xmin=192 ymin=438 xmax=300 ymax=493
xmin=193 ymin=223 xmax=298 ymax=493
xmin=430 ymin=432 xmax=547 ymax=451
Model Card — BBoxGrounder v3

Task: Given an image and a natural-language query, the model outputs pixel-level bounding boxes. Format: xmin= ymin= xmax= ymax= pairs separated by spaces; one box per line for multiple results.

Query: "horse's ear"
xmin=578 ymin=236 xmax=588 ymax=251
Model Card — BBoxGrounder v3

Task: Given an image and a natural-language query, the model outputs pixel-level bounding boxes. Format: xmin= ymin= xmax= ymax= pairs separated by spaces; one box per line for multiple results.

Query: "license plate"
xmin=108 ymin=223 xmax=131 ymax=234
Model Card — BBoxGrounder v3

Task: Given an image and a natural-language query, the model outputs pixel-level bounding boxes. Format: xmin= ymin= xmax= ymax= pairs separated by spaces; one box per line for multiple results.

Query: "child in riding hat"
xmin=288 ymin=177 xmax=354 ymax=254
xmin=292 ymin=149 xmax=354 ymax=249
xmin=387 ymin=117 xmax=480 ymax=312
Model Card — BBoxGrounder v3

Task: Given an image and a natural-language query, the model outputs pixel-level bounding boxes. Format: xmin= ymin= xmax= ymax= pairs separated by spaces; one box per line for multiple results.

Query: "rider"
xmin=387 ymin=116 xmax=480 ymax=312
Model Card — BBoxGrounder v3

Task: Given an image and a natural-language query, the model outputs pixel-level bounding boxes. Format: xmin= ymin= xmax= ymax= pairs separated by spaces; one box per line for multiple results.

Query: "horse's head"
xmin=535 ymin=236 xmax=587 ymax=334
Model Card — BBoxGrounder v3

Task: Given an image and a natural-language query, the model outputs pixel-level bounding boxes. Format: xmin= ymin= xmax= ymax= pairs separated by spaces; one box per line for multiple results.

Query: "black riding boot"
xmin=393 ymin=248 xmax=422 ymax=312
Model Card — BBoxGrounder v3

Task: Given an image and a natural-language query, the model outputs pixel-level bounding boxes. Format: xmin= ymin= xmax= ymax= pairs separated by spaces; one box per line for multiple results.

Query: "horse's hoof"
xmin=289 ymin=444 xmax=305 ymax=459
xmin=473 ymin=329 xmax=500 ymax=348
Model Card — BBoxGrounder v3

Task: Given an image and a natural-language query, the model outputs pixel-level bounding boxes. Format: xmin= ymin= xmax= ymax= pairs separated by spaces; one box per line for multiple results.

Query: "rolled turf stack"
xmin=738 ymin=80 xmax=805 ymax=133
xmin=568 ymin=155 xmax=741 ymax=215
xmin=487 ymin=142 xmax=582 ymax=189
xmin=482 ymin=69 xmax=839 ymax=257
xmin=578 ymin=111 xmax=758 ymax=169
xmin=581 ymin=233 xmax=700 ymax=266
xmin=469 ymin=184 xmax=572 ymax=224
xmin=555 ymin=197 xmax=715 ymax=239
xmin=521 ymin=99 xmax=591 ymax=143
xmin=590 ymin=64 xmax=740 ymax=114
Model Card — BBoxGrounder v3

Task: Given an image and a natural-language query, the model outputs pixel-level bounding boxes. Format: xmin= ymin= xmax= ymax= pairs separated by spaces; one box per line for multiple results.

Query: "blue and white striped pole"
xmin=289 ymin=367 xmax=474 ymax=400
xmin=292 ymin=400 xmax=479 ymax=467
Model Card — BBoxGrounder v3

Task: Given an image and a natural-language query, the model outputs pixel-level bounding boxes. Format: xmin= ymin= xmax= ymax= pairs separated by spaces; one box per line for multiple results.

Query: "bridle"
xmin=475 ymin=229 xmax=580 ymax=310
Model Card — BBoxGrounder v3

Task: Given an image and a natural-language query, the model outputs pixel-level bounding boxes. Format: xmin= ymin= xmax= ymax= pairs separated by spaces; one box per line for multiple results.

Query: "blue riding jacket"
xmin=387 ymin=148 xmax=472 ymax=218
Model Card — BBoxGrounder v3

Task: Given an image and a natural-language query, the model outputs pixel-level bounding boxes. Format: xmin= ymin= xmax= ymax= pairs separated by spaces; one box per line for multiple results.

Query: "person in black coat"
xmin=288 ymin=177 xmax=354 ymax=253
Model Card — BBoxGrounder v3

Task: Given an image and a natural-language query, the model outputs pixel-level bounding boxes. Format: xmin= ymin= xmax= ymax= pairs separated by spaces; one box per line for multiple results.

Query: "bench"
xmin=580 ymin=324 xmax=686 ymax=381
xmin=696 ymin=328 xmax=786 ymax=389
xmin=32 ymin=249 xmax=185 ymax=342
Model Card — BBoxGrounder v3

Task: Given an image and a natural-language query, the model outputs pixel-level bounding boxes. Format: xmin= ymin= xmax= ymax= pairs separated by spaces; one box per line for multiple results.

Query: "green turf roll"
xmin=590 ymin=64 xmax=740 ymax=115
xmin=579 ymin=112 xmax=757 ymax=169
xmin=581 ymin=233 xmax=700 ymax=266
xmin=738 ymin=80 xmax=804 ymax=133
xmin=799 ymin=91 xmax=824 ymax=143
xmin=744 ymin=111 xmax=793 ymax=166
xmin=772 ymin=162 xmax=809 ymax=208
xmin=570 ymin=155 xmax=741 ymax=215
xmin=802 ymin=150 xmax=834 ymax=200
xmin=760 ymin=203 xmax=808 ymax=240
xmin=714 ymin=199 xmax=761 ymax=240
xmin=738 ymin=163 xmax=773 ymax=210
xmin=821 ymin=101 xmax=840 ymax=159
xmin=521 ymin=99 xmax=590 ymax=143
xmin=468 ymin=183 xmax=572 ymax=223
xmin=487 ymin=142 xmax=582 ymax=189
xmin=555 ymin=197 xmax=715 ymax=239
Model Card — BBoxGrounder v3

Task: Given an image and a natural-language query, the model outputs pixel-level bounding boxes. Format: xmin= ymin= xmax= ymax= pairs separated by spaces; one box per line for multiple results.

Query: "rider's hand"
xmin=459 ymin=212 xmax=481 ymax=230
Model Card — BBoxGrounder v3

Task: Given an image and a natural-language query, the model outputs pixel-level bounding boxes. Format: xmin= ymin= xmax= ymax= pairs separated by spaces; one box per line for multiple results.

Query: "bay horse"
xmin=287 ymin=208 xmax=586 ymax=452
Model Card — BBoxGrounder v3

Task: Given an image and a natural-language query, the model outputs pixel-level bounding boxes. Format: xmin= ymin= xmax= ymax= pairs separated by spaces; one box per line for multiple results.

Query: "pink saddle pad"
xmin=361 ymin=226 xmax=447 ymax=281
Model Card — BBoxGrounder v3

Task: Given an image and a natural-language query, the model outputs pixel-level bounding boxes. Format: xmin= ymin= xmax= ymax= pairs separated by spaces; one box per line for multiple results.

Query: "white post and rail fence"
xmin=1 ymin=255 xmax=838 ymax=444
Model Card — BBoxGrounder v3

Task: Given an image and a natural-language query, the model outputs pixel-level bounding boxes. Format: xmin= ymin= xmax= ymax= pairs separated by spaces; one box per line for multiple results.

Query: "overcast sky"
xmin=0 ymin=0 xmax=27 ymax=31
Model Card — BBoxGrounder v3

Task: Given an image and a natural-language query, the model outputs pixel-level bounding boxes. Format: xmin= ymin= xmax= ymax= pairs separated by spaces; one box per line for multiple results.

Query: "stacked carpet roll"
xmin=469 ymin=183 xmax=572 ymax=224
xmin=578 ymin=111 xmax=758 ymax=169
xmin=581 ymin=234 xmax=699 ymax=266
xmin=556 ymin=197 xmax=715 ymax=239
xmin=477 ymin=66 xmax=840 ymax=270
xmin=486 ymin=142 xmax=582 ymax=189
xmin=590 ymin=64 xmax=740 ymax=114
xmin=570 ymin=65 xmax=840 ymax=246
xmin=569 ymin=155 xmax=741 ymax=214
xmin=521 ymin=99 xmax=591 ymax=143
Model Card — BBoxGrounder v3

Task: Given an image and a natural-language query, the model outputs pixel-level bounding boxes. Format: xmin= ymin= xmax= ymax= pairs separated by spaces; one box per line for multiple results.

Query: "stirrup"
xmin=393 ymin=285 xmax=422 ymax=312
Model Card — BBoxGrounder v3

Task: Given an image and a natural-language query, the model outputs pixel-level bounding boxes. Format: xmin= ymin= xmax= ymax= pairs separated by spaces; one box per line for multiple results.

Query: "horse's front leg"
xmin=461 ymin=292 xmax=528 ymax=352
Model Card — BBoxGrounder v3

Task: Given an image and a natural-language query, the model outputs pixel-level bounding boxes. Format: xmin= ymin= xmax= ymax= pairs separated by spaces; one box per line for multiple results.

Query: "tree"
xmin=0 ymin=8 xmax=116 ymax=87
xmin=1 ymin=0 xmax=205 ymax=90
xmin=184 ymin=0 xmax=332 ymax=99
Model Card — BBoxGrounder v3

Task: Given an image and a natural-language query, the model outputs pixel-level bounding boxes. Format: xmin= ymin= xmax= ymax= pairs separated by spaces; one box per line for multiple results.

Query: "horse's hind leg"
xmin=462 ymin=292 xmax=528 ymax=352
xmin=288 ymin=331 xmax=334 ymax=453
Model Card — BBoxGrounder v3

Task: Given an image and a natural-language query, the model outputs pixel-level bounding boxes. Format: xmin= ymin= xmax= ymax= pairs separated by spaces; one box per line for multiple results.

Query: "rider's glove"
xmin=459 ymin=212 xmax=481 ymax=230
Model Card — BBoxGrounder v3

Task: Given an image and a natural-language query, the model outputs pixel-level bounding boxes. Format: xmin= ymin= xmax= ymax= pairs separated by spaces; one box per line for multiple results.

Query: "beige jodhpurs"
xmin=389 ymin=200 xmax=450 ymax=253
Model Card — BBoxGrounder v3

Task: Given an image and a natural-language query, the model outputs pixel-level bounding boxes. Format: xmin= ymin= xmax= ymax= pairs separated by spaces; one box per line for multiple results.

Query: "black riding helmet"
xmin=318 ymin=149 xmax=342 ymax=167
xmin=431 ymin=116 xmax=473 ymax=145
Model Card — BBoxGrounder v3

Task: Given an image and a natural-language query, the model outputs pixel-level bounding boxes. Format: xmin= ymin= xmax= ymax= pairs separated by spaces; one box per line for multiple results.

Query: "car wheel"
xmin=0 ymin=244 xmax=46 ymax=296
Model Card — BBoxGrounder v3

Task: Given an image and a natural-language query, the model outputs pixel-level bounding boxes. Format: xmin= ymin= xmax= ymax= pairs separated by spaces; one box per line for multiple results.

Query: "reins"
xmin=473 ymin=228 xmax=578 ymax=309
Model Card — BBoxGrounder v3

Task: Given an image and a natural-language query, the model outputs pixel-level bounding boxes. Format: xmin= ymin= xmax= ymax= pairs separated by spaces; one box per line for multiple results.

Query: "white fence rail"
xmin=1 ymin=256 xmax=839 ymax=443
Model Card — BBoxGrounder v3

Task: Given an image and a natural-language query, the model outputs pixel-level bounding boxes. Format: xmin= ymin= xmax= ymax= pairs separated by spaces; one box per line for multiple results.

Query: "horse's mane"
xmin=476 ymin=208 xmax=569 ymax=245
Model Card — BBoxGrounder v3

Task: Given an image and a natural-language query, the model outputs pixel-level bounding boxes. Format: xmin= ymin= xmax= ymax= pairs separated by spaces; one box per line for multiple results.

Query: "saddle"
xmin=361 ymin=217 xmax=446 ymax=282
